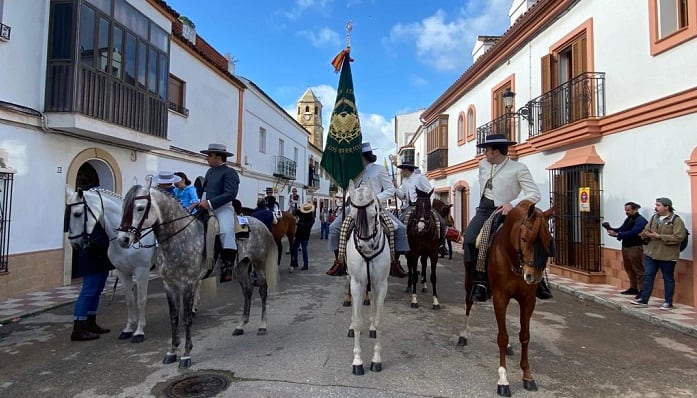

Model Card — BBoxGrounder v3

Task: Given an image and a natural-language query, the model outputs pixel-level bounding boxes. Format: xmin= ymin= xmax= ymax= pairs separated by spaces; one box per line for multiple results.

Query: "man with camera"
xmin=603 ymin=201 xmax=648 ymax=298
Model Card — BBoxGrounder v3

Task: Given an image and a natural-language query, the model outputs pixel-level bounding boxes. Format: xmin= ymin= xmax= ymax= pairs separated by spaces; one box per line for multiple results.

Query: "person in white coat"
xmin=326 ymin=142 xmax=408 ymax=277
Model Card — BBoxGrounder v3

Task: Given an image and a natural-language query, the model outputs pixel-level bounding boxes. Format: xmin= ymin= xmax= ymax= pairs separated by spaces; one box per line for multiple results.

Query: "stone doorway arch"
xmin=63 ymin=148 xmax=123 ymax=283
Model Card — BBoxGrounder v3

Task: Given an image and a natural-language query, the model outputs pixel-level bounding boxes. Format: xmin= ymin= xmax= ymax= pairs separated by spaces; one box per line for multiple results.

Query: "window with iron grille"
xmin=0 ymin=170 xmax=14 ymax=273
xmin=549 ymin=164 xmax=602 ymax=272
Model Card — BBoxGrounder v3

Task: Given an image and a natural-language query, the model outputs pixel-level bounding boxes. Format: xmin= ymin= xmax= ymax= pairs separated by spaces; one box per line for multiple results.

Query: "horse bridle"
xmin=117 ymin=189 xmax=196 ymax=247
xmin=349 ymin=197 xmax=386 ymax=262
xmin=513 ymin=217 xmax=546 ymax=275
xmin=66 ymin=190 xmax=105 ymax=243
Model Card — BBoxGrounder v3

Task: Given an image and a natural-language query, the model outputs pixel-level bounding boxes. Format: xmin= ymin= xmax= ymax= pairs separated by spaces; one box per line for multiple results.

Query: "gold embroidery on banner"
xmin=329 ymin=98 xmax=360 ymax=144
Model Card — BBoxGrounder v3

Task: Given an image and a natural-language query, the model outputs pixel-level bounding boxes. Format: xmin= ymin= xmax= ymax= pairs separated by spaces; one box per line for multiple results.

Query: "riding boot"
xmin=220 ymin=249 xmax=236 ymax=283
xmin=471 ymin=267 xmax=488 ymax=302
xmin=326 ymin=250 xmax=347 ymax=276
xmin=71 ymin=320 xmax=100 ymax=341
xmin=536 ymin=277 xmax=553 ymax=300
xmin=390 ymin=259 xmax=408 ymax=278
xmin=86 ymin=314 xmax=110 ymax=334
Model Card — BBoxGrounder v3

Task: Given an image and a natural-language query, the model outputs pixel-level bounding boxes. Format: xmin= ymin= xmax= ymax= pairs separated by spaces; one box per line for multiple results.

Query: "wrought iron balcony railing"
xmin=525 ymin=72 xmax=606 ymax=137
xmin=308 ymin=175 xmax=320 ymax=189
xmin=476 ymin=113 xmax=519 ymax=154
xmin=168 ymin=101 xmax=189 ymax=117
xmin=273 ymin=156 xmax=297 ymax=180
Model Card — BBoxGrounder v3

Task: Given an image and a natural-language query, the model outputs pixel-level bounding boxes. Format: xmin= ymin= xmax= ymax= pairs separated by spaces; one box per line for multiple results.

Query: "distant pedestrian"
xmin=291 ymin=202 xmax=315 ymax=270
xmin=631 ymin=197 xmax=686 ymax=310
xmin=603 ymin=201 xmax=647 ymax=298
xmin=320 ymin=207 xmax=330 ymax=239
xmin=153 ymin=170 xmax=180 ymax=197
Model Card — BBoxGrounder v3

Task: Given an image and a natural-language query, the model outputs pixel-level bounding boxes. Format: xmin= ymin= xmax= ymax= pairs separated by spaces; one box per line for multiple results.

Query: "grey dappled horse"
xmin=345 ymin=180 xmax=391 ymax=376
xmin=117 ymin=185 xmax=217 ymax=369
xmin=230 ymin=217 xmax=279 ymax=336
xmin=65 ymin=188 xmax=156 ymax=343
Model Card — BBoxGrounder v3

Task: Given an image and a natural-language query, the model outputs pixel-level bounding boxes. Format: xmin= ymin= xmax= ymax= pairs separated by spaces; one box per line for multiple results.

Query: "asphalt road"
xmin=1 ymin=233 xmax=696 ymax=398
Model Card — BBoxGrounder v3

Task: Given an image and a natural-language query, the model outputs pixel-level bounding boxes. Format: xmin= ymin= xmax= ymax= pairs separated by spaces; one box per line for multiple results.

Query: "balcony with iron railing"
xmin=426 ymin=148 xmax=448 ymax=172
xmin=476 ymin=113 xmax=519 ymax=155
xmin=525 ymin=72 xmax=606 ymax=138
xmin=273 ymin=156 xmax=297 ymax=180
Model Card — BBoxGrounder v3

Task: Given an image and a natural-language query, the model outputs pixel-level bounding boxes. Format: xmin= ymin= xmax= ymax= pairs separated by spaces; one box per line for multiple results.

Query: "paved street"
xmin=1 ymin=233 xmax=696 ymax=398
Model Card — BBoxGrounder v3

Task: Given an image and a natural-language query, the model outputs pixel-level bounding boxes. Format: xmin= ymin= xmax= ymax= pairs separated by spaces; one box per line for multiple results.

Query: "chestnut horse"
xmin=459 ymin=200 xmax=553 ymax=397
xmin=404 ymin=191 xmax=441 ymax=310
xmin=235 ymin=200 xmax=296 ymax=267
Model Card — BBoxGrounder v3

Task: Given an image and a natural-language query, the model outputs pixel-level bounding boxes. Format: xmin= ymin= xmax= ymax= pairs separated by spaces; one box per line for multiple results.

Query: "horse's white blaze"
xmin=497 ymin=366 xmax=509 ymax=386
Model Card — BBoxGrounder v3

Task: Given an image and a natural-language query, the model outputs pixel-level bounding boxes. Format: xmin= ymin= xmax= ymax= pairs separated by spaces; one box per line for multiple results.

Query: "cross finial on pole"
xmin=346 ymin=20 xmax=353 ymax=48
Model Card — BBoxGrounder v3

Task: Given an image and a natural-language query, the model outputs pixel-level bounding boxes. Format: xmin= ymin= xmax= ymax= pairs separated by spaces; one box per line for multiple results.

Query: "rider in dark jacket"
xmin=251 ymin=198 xmax=274 ymax=232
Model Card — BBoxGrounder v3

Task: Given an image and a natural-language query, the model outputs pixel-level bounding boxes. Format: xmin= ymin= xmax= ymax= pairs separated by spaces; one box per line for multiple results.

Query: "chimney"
xmin=224 ymin=53 xmax=236 ymax=75
xmin=179 ymin=16 xmax=196 ymax=45
xmin=509 ymin=0 xmax=538 ymax=25
xmin=472 ymin=36 xmax=501 ymax=62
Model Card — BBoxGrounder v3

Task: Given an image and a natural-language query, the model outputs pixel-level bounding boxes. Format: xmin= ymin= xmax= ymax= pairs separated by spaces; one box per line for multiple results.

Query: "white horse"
xmin=345 ymin=180 xmax=391 ymax=375
xmin=117 ymin=184 xmax=217 ymax=369
xmin=65 ymin=188 xmax=156 ymax=343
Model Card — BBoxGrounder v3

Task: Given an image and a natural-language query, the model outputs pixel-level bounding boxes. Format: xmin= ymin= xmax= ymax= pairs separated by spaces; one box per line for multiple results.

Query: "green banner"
xmin=320 ymin=50 xmax=363 ymax=190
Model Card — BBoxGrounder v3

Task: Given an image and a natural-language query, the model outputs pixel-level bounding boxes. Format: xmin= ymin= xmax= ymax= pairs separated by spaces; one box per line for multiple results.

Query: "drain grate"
xmin=165 ymin=373 xmax=230 ymax=398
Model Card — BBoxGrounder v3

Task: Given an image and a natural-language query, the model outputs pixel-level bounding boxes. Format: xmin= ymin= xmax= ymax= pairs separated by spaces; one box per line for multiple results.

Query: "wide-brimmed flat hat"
xmin=153 ymin=171 xmax=181 ymax=184
xmin=299 ymin=202 xmax=315 ymax=214
xmin=397 ymin=160 xmax=418 ymax=169
xmin=475 ymin=133 xmax=517 ymax=148
xmin=200 ymin=143 xmax=233 ymax=156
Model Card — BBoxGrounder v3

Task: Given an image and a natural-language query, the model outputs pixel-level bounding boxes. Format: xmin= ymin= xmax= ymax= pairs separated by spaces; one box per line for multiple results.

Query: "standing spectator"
xmin=173 ymin=171 xmax=200 ymax=211
xmin=320 ymin=207 xmax=330 ymax=239
xmin=68 ymin=222 xmax=114 ymax=341
xmin=631 ymin=197 xmax=686 ymax=310
xmin=291 ymin=202 xmax=315 ymax=270
xmin=289 ymin=187 xmax=301 ymax=214
xmin=603 ymin=201 xmax=648 ymax=298
xmin=251 ymin=197 xmax=274 ymax=232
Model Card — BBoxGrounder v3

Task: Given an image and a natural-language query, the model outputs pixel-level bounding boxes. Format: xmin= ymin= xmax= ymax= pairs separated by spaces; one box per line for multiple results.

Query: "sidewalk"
xmin=1 ymin=263 xmax=696 ymax=337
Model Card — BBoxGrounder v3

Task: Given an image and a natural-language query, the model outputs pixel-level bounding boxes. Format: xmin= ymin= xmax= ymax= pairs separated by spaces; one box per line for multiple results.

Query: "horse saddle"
xmin=194 ymin=210 xmax=220 ymax=272
xmin=235 ymin=215 xmax=250 ymax=239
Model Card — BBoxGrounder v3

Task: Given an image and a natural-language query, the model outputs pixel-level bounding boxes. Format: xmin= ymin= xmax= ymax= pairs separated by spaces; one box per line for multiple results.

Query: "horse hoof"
xmin=505 ymin=346 xmax=514 ymax=356
xmin=347 ymin=329 xmax=355 ymax=338
xmin=257 ymin=328 xmax=267 ymax=336
xmin=363 ymin=300 xmax=370 ymax=306
xmin=369 ymin=330 xmax=376 ymax=339
xmin=118 ymin=331 xmax=133 ymax=340
xmin=343 ymin=300 xmax=352 ymax=307
xmin=232 ymin=328 xmax=244 ymax=336
xmin=162 ymin=353 xmax=177 ymax=364
xmin=410 ymin=302 xmax=419 ymax=309
xmin=497 ymin=384 xmax=512 ymax=397
xmin=370 ymin=362 xmax=382 ymax=372
xmin=352 ymin=364 xmax=365 ymax=376
xmin=523 ymin=379 xmax=538 ymax=391
xmin=457 ymin=336 xmax=468 ymax=346
xmin=432 ymin=304 xmax=441 ymax=310
xmin=178 ymin=358 xmax=191 ymax=369
xmin=130 ymin=334 xmax=145 ymax=344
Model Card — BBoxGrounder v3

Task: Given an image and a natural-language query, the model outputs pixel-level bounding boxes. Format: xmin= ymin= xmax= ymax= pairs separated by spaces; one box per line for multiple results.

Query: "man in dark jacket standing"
xmin=198 ymin=143 xmax=240 ymax=283
xmin=603 ymin=201 xmax=648 ymax=297
xmin=251 ymin=197 xmax=274 ymax=231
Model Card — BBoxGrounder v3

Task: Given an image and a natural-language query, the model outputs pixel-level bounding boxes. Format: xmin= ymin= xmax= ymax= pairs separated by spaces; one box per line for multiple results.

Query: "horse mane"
xmin=88 ymin=187 xmax=122 ymax=199
xmin=507 ymin=200 xmax=552 ymax=269
xmin=122 ymin=185 xmax=142 ymax=226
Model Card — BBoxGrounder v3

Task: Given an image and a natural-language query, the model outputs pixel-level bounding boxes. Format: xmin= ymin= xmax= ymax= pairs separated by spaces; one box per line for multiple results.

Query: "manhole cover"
xmin=165 ymin=373 xmax=230 ymax=398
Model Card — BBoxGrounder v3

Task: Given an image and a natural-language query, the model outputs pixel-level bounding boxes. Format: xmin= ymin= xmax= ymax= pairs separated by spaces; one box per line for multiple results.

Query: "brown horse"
xmin=235 ymin=200 xmax=296 ymax=266
xmin=404 ymin=190 xmax=441 ymax=309
xmin=459 ymin=200 xmax=553 ymax=397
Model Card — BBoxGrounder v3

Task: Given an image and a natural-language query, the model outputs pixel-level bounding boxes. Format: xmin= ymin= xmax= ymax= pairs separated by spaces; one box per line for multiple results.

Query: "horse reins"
xmin=67 ymin=190 xmax=112 ymax=242
xmin=349 ymin=198 xmax=387 ymax=293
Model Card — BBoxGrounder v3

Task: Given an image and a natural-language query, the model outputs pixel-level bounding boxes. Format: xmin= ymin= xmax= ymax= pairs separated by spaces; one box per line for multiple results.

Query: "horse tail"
xmin=265 ymin=240 xmax=279 ymax=291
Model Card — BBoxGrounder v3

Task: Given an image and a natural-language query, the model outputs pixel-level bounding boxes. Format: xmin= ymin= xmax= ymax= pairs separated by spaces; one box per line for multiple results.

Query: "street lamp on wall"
xmin=501 ymin=88 xmax=532 ymax=124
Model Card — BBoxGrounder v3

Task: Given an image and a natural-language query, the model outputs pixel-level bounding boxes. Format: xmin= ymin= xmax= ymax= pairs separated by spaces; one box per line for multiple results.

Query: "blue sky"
xmin=164 ymin=0 xmax=511 ymax=159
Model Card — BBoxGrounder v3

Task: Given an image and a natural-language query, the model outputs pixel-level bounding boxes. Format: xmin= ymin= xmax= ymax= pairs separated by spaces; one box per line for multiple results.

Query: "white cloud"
xmin=385 ymin=0 xmax=510 ymax=72
xmin=409 ymin=74 xmax=429 ymax=87
xmin=277 ymin=0 xmax=335 ymax=21
xmin=296 ymin=27 xmax=341 ymax=48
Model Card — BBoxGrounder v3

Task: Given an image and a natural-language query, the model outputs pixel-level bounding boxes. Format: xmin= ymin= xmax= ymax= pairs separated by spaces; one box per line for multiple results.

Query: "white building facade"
xmin=418 ymin=0 xmax=697 ymax=306
xmin=0 ymin=0 xmax=324 ymax=299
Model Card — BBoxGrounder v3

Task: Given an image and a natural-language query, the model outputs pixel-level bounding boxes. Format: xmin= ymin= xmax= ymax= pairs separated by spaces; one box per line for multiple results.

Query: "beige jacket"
xmin=642 ymin=213 xmax=686 ymax=261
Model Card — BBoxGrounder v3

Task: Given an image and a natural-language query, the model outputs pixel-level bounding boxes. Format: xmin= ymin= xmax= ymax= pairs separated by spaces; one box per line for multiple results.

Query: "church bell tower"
xmin=297 ymin=88 xmax=324 ymax=148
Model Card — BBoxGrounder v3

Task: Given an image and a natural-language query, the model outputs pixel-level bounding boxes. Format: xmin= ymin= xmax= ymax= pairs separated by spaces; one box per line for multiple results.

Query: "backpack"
xmin=670 ymin=215 xmax=690 ymax=252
